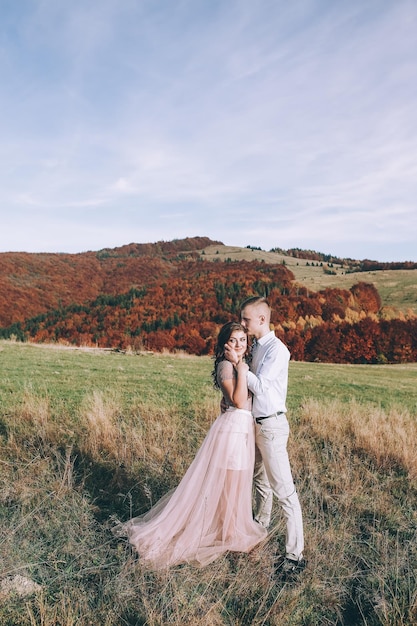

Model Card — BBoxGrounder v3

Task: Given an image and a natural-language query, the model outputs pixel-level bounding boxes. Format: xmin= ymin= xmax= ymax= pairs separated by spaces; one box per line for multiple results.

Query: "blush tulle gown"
xmin=124 ymin=360 xmax=267 ymax=568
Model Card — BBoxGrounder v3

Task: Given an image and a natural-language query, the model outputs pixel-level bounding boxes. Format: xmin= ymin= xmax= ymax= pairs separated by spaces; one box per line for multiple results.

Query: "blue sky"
xmin=1 ymin=0 xmax=416 ymax=261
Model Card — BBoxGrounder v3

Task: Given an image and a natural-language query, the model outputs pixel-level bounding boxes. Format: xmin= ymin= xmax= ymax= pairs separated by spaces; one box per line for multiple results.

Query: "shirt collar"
xmin=256 ymin=330 xmax=275 ymax=346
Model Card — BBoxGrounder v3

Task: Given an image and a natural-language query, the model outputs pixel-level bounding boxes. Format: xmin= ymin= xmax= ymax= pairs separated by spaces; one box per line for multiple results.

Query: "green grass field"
xmin=1 ymin=341 xmax=417 ymax=625
xmin=2 ymin=342 xmax=416 ymax=414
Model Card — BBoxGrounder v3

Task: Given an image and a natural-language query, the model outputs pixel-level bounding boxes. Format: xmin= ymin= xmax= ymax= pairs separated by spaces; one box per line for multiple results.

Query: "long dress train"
xmin=125 ymin=406 xmax=267 ymax=569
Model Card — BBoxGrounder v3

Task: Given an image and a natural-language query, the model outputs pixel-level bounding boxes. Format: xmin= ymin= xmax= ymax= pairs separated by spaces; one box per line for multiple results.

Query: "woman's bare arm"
xmin=220 ymin=361 xmax=249 ymax=409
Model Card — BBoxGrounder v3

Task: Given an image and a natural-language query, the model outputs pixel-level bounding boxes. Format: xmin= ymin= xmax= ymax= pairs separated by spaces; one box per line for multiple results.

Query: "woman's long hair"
xmin=211 ymin=321 xmax=248 ymax=389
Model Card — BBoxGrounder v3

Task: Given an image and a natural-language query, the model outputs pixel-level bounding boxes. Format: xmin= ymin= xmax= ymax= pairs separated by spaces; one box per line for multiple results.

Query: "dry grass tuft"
xmin=79 ymin=390 xmax=125 ymax=462
xmin=300 ymin=398 xmax=417 ymax=480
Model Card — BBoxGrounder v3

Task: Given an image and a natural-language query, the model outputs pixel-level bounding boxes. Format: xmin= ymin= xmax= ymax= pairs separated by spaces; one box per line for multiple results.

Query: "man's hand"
xmin=224 ymin=343 xmax=239 ymax=366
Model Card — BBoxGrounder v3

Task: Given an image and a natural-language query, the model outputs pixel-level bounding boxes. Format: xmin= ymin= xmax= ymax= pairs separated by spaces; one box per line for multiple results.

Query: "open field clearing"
xmin=1 ymin=341 xmax=417 ymax=625
xmin=201 ymin=245 xmax=417 ymax=316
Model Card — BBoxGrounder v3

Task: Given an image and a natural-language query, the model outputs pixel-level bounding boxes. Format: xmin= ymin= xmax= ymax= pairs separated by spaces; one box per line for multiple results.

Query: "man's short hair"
xmin=240 ymin=296 xmax=270 ymax=310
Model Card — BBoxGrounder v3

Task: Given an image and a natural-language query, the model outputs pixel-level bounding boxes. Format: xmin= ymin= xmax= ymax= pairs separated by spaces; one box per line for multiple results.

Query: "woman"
xmin=124 ymin=322 xmax=267 ymax=568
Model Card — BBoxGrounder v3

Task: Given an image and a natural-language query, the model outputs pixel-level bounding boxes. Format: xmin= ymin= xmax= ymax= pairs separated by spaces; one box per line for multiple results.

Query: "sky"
xmin=1 ymin=0 xmax=416 ymax=262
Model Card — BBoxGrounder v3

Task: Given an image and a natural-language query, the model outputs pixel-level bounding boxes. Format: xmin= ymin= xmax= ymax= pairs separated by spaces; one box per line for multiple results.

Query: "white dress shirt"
xmin=247 ymin=330 xmax=290 ymax=418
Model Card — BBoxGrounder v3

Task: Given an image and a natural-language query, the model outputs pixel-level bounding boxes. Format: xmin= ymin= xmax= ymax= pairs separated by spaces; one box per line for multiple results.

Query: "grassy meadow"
xmin=1 ymin=340 xmax=417 ymax=625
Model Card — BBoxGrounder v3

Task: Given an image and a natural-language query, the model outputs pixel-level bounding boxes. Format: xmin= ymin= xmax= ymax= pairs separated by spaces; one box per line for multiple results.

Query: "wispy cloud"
xmin=0 ymin=0 xmax=416 ymax=260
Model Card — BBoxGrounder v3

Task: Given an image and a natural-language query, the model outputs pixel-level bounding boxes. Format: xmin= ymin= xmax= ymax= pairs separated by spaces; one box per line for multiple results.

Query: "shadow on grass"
xmin=73 ymin=450 xmax=178 ymax=523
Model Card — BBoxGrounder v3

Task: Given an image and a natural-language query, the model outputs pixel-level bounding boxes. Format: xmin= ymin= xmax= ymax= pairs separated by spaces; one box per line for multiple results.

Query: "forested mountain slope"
xmin=1 ymin=237 xmax=416 ymax=363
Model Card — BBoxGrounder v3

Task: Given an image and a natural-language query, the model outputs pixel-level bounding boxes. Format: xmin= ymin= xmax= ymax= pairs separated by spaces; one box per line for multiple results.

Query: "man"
xmin=225 ymin=296 xmax=305 ymax=578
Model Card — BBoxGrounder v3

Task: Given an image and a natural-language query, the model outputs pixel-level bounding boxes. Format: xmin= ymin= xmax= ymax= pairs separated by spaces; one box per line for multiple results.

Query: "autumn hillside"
xmin=1 ymin=237 xmax=416 ymax=364
xmin=0 ymin=237 xmax=221 ymax=327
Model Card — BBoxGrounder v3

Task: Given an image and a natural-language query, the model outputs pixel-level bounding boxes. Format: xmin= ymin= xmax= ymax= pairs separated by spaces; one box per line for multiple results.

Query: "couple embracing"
xmin=124 ymin=297 xmax=305 ymax=578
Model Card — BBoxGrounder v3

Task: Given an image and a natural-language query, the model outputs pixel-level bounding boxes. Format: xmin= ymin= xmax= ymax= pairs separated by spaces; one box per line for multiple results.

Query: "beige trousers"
xmin=253 ymin=413 xmax=304 ymax=561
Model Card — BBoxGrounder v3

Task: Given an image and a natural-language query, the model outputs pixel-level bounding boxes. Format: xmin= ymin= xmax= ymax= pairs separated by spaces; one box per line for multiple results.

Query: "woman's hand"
xmin=235 ymin=361 xmax=249 ymax=374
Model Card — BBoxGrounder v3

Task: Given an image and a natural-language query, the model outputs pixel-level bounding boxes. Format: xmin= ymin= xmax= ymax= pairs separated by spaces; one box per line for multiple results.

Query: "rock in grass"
xmin=0 ymin=574 xmax=42 ymax=599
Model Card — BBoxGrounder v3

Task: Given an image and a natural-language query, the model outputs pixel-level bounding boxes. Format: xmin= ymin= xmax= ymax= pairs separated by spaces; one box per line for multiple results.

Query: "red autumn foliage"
xmin=349 ymin=282 xmax=382 ymax=314
xmin=1 ymin=238 xmax=416 ymax=364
